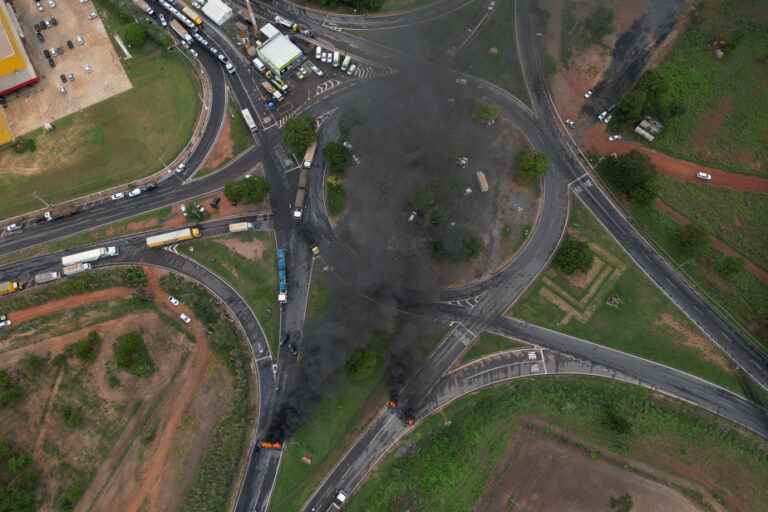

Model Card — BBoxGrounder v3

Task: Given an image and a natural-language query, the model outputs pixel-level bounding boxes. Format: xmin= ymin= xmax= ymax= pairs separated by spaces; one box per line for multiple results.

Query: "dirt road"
xmin=8 ymin=287 xmax=135 ymax=324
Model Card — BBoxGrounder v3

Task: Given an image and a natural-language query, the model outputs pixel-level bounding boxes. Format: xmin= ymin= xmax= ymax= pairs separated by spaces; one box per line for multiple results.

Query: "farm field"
xmin=0 ymin=267 xmax=252 ymax=511
xmin=348 ymin=377 xmax=768 ymax=511
xmin=511 ymin=200 xmax=742 ymax=393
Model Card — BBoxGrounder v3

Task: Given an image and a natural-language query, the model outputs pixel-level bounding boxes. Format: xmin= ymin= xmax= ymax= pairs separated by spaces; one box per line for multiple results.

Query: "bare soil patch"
xmin=216 ymin=237 xmax=265 ymax=261
xmin=164 ymin=185 xmax=271 ymax=229
xmin=6 ymin=287 xmax=134 ymax=325
xmin=656 ymin=313 xmax=732 ymax=371
xmin=201 ymin=111 xmax=234 ymax=170
xmin=691 ymin=97 xmax=733 ymax=153
xmin=474 ymin=424 xmax=701 ymax=512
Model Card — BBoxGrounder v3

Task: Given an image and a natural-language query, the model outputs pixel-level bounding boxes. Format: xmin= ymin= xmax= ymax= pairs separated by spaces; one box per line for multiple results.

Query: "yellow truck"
xmin=0 ymin=281 xmax=19 ymax=296
xmin=146 ymin=227 xmax=201 ymax=248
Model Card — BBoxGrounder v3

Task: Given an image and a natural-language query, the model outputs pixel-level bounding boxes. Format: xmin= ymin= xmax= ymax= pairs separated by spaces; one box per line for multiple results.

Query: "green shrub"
xmin=0 ymin=440 xmax=40 ymax=512
xmin=113 ymin=332 xmax=155 ymax=378
xmin=0 ymin=370 xmax=23 ymax=408
xmin=323 ymin=142 xmax=351 ymax=175
xmin=553 ymin=236 xmax=594 ymax=275
xmin=64 ymin=331 xmax=102 ymax=364
xmin=345 ymin=348 xmax=379 ymax=380
xmin=224 ymin=176 xmax=271 ymax=205
xmin=122 ymin=22 xmax=147 ymax=48
xmin=327 ymin=181 xmax=346 ymax=216
xmin=59 ymin=403 xmax=84 ymax=428
xmin=283 ymin=115 xmax=316 ymax=156
xmin=472 ymin=100 xmax=502 ymax=123
xmin=19 ymin=354 xmax=47 ymax=379
xmin=596 ymin=151 xmax=658 ymax=206
xmin=517 ymin=148 xmax=550 ymax=183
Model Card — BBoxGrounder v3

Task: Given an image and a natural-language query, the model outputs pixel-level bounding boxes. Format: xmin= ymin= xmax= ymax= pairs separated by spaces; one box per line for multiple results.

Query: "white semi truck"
xmin=61 ymin=246 xmax=118 ymax=267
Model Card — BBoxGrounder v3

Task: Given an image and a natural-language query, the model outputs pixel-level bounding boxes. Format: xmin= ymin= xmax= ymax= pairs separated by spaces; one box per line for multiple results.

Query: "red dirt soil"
xmin=201 ymin=113 xmax=234 ymax=170
xmin=7 ymin=287 xmax=134 ymax=324
xmin=655 ymin=200 xmax=768 ymax=284
xmin=163 ymin=190 xmax=270 ymax=229
xmin=586 ymin=124 xmax=768 ymax=193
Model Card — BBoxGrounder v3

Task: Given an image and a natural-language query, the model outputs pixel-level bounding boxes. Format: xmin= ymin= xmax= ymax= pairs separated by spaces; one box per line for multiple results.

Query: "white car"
xmin=159 ymin=14 xmax=167 ymax=26
xmin=598 ymin=111 xmax=607 ymax=122
xmin=84 ymin=64 xmax=93 ymax=73
xmin=189 ymin=48 xmax=198 ymax=57
xmin=315 ymin=45 xmax=322 ymax=59
xmin=584 ymin=89 xmax=593 ymax=99
xmin=169 ymin=296 xmax=180 ymax=306
xmin=310 ymin=63 xmax=323 ymax=77
xmin=342 ymin=141 xmax=353 ymax=150
xmin=0 ymin=319 xmax=11 ymax=328
xmin=565 ymin=118 xmax=575 ymax=128
xmin=5 ymin=223 xmax=19 ymax=232
xmin=696 ymin=171 xmax=712 ymax=181
xmin=88 ymin=11 xmax=98 ymax=19
xmin=128 ymin=187 xmax=142 ymax=198
xmin=47 ymin=0 xmax=56 ymax=7
xmin=346 ymin=63 xmax=357 ymax=76
xmin=271 ymin=363 xmax=278 ymax=375
xmin=77 ymin=35 xmax=85 ymax=45
xmin=179 ymin=313 xmax=191 ymax=324
xmin=111 ymin=192 xmax=124 ymax=200
xmin=36 ymin=2 xmax=44 ymax=11
xmin=608 ymin=134 xmax=622 ymax=141
xmin=176 ymin=163 xmax=186 ymax=174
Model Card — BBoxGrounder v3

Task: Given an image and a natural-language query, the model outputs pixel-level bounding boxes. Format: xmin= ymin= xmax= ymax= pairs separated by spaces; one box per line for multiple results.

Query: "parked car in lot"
xmin=67 ymin=72 xmax=75 ymax=81
xmin=50 ymin=17 xmax=58 ymax=26
xmin=76 ymin=35 xmax=85 ymax=45
xmin=175 ymin=163 xmax=186 ymax=174
xmin=127 ymin=187 xmax=142 ymax=198
xmin=48 ymin=57 xmax=55 ymax=67
xmin=88 ymin=11 xmax=98 ymax=19
xmin=158 ymin=13 xmax=167 ymax=26
xmin=60 ymin=74 xmax=67 ymax=83
xmin=169 ymin=296 xmax=180 ymax=306
xmin=36 ymin=2 xmax=44 ymax=12
xmin=346 ymin=63 xmax=357 ymax=76
xmin=67 ymin=40 xmax=74 ymax=49
xmin=37 ymin=31 xmax=44 ymax=42
xmin=47 ymin=0 xmax=56 ymax=8
xmin=310 ymin=63 xmax=323 ymax=77
xmin=58 ymin=85 xmax=65 ymax=94
xmin=111 ymin=192 xmax=124 ymax=200
xmin=287 ymin=343 xmax=298 ymax=356
xmin=179 ymin=313 xmax=191 ymax=324
xmin=43 ymin=49 xmax=51 ymax=58
xmin=608 ymin=134 xmax=622 ymax=141
xmin=584 ymin=89 xmax=593 ymax=98
xmin=696 ymin=171 xmax=712 ymax=181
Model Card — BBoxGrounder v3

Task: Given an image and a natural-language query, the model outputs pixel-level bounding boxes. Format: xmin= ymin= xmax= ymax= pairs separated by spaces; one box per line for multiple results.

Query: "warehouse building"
xmin=201 ymin=0 xmax=233 ymax=26
xmin=256 ymin=23 xmax=302 ymax=76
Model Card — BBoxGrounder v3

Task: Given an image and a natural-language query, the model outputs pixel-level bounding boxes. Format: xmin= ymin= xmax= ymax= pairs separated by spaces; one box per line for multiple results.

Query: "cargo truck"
xmin=34 ymin=271 xmax=60 ymax=284
xmin=277 ymin=248 xmax=287 ymax=303
xmin=43 ymin=204 xmax=78 ymax=222
xmin=182 ymin=5 xmax=202 ymax=25
xmin=132 ymin=0 xmax=155 ymax=15
xmin=293 ymin=169 xmax=308 ymax=222
xmin=241 ymin=108 xmax=258 ymax=133
xmin=0 ymin=281 xmax=19 ymax=296
xmin=62 ymin=263 xmax=92 ymax=276
xmin=303 ymin=141 xmax=317 ymax=168
xmin=170 ymin=19 xmax=193 ymax=43
xmin=61 ymin=246 xmax=118 ymax=266
xmin=274 ymin=15 xmax=298 ymax=32
xmin=145 ymin=227 xmax=201 ymax=248
xmin=228 ymin=222 xmax=254 ymax=233
xmin=476 ymin=171 xmax=489 ymax=192
xmin=260 ymin=81 xmax=283 ymax=102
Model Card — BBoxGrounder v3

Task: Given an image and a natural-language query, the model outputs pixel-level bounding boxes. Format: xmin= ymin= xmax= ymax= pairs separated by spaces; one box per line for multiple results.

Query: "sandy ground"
xmin=586 ymin=124 xmax=768 ymax=193
xmin=4 ymin=0 xmax=132 ymax=138
xmin=216 ymin=237 xmax=265 ymax=260
xmin=201 ymin=110 xmax=234 ymax=170
xmin=475 ymin=425 xmax=702 ymax=512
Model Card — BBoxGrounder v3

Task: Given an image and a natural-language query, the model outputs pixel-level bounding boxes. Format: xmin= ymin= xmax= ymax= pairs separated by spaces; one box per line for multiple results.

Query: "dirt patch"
xmin=690 ymin=97 xmax=733 ymax=152
xmin=475 ymin=423 xmax=702 ymax=512
xmin=200 ymin=110 xmax=234 ymax=170
xmin=216 ymin=237 xmax=265 ymax=261
xmin=656 ymin=313 xmax=732 ymax=371
xmin=5 ymin=287 xmax=134 ymax=326
xmin=586 ymin=124 xmax=768 ymax=193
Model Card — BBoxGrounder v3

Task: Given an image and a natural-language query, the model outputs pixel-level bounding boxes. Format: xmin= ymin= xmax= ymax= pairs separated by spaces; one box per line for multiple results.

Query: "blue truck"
xmin=277 ymin=248 xmax=287 ymax=304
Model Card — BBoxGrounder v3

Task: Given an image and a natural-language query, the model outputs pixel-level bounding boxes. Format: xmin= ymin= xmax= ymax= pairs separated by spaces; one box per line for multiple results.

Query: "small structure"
xmin=476 ymin=171 xmax=489 ymax=192
xmin=202 ymin=0 xmax=233 ymax=26
xmin=256 ymin=23 xmax=302 ymax=76
xmin=635 ymin=117 xmax=664 ymax=142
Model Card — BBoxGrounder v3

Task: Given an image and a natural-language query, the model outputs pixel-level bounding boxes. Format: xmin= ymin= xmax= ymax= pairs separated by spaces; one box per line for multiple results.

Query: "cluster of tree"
xmin=122 ymin=22 xmax=147 ymax=48
xmin=13 ymin=138 xmax=36 ymax=154
xmin=58 ymin=402 xmax=85 ymax=429
xmin=308 ymin=0 xmax=384 ymax=12
xmin=0 ymin=440 xmax=40 ymax=512
xmin=613 ymin=70 xmax=685 ymax=126
xmin=63 ymin=331 xmax=102 ymax=364
xmin=715 ymin=255 xmax=744 ymax=279
xmin=596 ymin=151 xmax=658 ymax=206
xmin=553 ymin=236 xmax=594 ymax=275
xmin=431 ymin=231 xmax=483 ymax=262
xmin=114 ymin=332 xmax=156 ymax=378
xmin=471 ymin=100 xmax=502 ymax=124
xmin=326 ymin=178 xmax=346 ymax=217
xmin=283 ymin=116 xmax=317 ymax=157
xmin=610 ymin=493 xmax=634 ymax=512
xmin=323 ymin=142 xmax=351 ymax=175
xmin=517 ymin=148 xmax=550 ymax=184
xmin=185 ymin=202 xmax=210 ymax=222
xmin=674 ymin=223 xmax=709 ymax=259
xmin=224 ymin=176 xmax=271 ymax=205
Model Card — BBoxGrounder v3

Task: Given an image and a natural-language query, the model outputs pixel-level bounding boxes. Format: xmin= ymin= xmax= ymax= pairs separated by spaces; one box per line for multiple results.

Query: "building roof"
xmin=0 ymin=2 xmax=38 ymax=97
xmin=201 ymin=0 xmax=233 ymax=26
xmin=260 ymin=22 xmax=280 ymax=39
xmin=257 ymin=31 xmax=302 ymax=73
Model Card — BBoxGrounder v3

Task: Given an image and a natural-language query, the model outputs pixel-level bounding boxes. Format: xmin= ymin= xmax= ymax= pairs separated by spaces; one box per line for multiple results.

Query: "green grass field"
xmin=643 ymin=0 xmax=768 ymax=175
xmin=180 ymin=231 xmax=279 ymax=354
xmin=511 ymin=200 xmax=742 ymax=393
xmin=348 ymin=377 xmax=768 ymax=511
xmin=455 ymin=0 xmax=529 ymax=103
xmin=0 ymin=12 xmax=200 ymax=218
xmin=307 ymin=269 xmax=333 ymax=320
xmin=460 ymin=332 xmax=529 ymax=363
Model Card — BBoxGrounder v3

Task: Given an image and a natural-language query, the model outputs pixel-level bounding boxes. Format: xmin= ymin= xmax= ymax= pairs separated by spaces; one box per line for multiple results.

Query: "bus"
xmin=241 ymin=108 xmax=258 ymax=133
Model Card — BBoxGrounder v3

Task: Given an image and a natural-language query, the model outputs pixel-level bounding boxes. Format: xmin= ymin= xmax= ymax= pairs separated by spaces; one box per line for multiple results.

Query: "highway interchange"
xmin=1 ymin=0 xmax=768 ymax=511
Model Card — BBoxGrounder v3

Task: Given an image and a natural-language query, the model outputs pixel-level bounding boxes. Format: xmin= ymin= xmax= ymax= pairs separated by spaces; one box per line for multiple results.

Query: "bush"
xmin=19 ymin=354 xmax=47 ymax=380
xmin=122 ymin=22 xmax=147 ymax=48
xmin=0 ymin=370 xmax=23 ymax=408
xmin=12 ymin=138 xmax=36 ymax=154
xmin=462 ymin=236 xmax=482 ymax=260
xmin=224 ymin=176 xmax=271 ymax=205
xmin=323 ymin=142 xmax=351 ymax=175
xmin=185 ymin=202 xmax=210 ymax=222
xmin=327 ymin=181 xmax=346 ymax=216
xmin=59 ymin=403 xmax=84 ymax=428
xmin=345 ymin=348 xmax=379 ymax=380
xmin=57 ymin=473 xmax=89 ymax=511
xmin=517 ymin=148 xmax=550 ymax=183
xmin=610 ymin=493 xmax=634 ymax=512
xmin=0 ymin=440 xmax=40 ymax=512
xmin=674 ymin=223 xmax=709 ymax=258
xmin=114 ymin=332 xmax=156 ymax=378
xmin=472 ymin=100 xmax=502 ymax=123
xmin=597 ymin=151 xmax=658 ymax=206
xmin=584 ymin=5 xmax=614 ymax=45
xmin=553 ymin=236 xmax=594 ymax=275
xmin=64 ymin=331 xmax=102 ymax=364
xmin=715 ymin=255 xmax=744 ymax=278
xmin=283 ymin=116 xmax=316 ymax=157
xmin=613 ymin=70 xmax=685 ymax=126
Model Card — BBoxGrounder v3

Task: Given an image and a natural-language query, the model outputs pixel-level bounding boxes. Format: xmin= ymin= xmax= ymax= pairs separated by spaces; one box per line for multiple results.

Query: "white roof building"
xmin=256 ymin=24 xmax=302 ymax=75
xmin=201 ymin=0 xmax=232 ymax=26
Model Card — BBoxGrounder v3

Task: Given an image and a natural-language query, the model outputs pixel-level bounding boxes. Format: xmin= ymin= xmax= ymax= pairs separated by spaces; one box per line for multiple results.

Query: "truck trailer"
xmin=302 ymin=141 xmax=317 ymax=168
xmin=260 ymin=81 xmax=283 ymax=102
xmin=182 ymin=5 xmax=203 ymax=25
xmin=131 ymin=0 xmax=154 ymax=15
xmin=228 ymin=222 xmax=254 ymax=233
xmin=34 ymin=271 xmax=60 ymax=284
xmin=43 ymin=204 xmax=78 ymax=222
xmin=0 ymin=281 xmax=19 ymax=296
xmin=170 ymin=19 xmax=193 ymax=43
xmin=61 ymin=247 xmax=118 ymax=267
xmin=293 ymin=169 xmax=308 ymax=222
xmin=62 ymin=263 xmax=92 ymax=276
xmin=277 ymin=248 xmax=287 ymax=303
xmin=145 ymin=227 xmax=201 ymax=248
xmin=274 ymin=15 xmax=298 ymax=32
xmin=240 ymin=108 xmax=258 ymax=133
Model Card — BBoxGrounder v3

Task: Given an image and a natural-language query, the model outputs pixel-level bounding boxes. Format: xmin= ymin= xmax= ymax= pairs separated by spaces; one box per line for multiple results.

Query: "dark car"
xmin=36 ymin=31 xmax=44 ymax=42
xmin=287 ymin=343 xmax=298 ymax=357
xmin=59 ymin=74 xmax=67 ymax=83
xmin=265 ymin=99 xmax=277 ymax=111
xmin=66 ymin=40 xmax=74 ymax=49
xmin=50 ymin=17 xmax=58 ymax=26
xmin=210 ymin=197 xmax=221 ymax=209
xmin=43 ymin=49 xmax=51 ymax=58
xmin=47 ymin=57 xmax=55 ymax=67
xmin=281 ymin=333 xmax=290 ymax=346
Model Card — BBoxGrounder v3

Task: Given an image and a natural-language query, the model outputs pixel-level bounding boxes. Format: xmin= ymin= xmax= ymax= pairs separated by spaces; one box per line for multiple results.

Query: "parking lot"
xmin=5 ymin=0 xmax=131 ymax=135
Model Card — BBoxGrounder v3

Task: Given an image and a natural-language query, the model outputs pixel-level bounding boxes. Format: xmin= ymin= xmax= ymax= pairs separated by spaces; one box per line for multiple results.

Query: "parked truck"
xmin=476 ymin=171 xmax=489 ymax=192
xmin=0 ymin=281 xmax=19 ymax=296
xmin=292 ymin=169 xmax=308 ymax=222
xmin=240 ymin=108 xmax=258 ymax=133
xmin=302 ymin=141 xmax=317 ymax=168
xmin=131 ymin=0 xmax=154 ymax=15
xmin=62 ymin=262 xmax=92 ymax=276
xmin=43 ymin=204 xmax=78 ymax=222
xmin=170 ymin=19 xmax=193 ymax=43
xmin=146 ymin=227 xmax=201 ymax=248
xmin=277 ymin=248 xmax=287 ymax=303
xmin=182 ymin=5 xmax=203 ymax=25
xmin=61 ymin=246 xmax=118 ymax=267
xmin=260 ymin=81 xmax=283 ymax=102
xmin=34 ymin=271 xmax=60 ymax=284
xmin=274 ymin=15 xmax=298 ymax=32
xmin=228 ymin=222 xmax=254 ymax=233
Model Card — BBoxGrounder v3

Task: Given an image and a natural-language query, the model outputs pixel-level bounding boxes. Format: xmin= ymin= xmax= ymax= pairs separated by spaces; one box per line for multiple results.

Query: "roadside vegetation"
xmin=460 ymin=332 xmax=529 ymax=363
xmin=196 ymin=94 xmax=255 ymax=178
xmin=511 ymin=201 xmax=742 ymax=393
xmin=224 ymin=176 xmax=271 ymax=205
xmin=560 ymin=1 xmax=614 ymax=65
xmin=471 ymin=100 xmax=502 ymax=124
xmin=283 ymin=116 xmax=317 ymax=158
xmin=0 ymin=0 xmax=200 ymax=219
xmin=179 ymin=231 xmax=279 ymax=354
xmin=308 ymin=269 xmax=333 ymax=320
xmin=349 ymin=377 xmax=768 ymax=511
xmin=516 ymin=147 xmax=550 ymax=185
xmin=0 ymin=439 xmax=41 ymax=512
xmin=323 ymin=141 xmax=352 ymax=217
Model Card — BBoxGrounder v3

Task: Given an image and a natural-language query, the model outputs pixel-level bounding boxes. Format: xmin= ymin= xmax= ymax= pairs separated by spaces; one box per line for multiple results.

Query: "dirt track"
xmin=586 ymin=125 xmax=768 ymax=193
xmin=7 ymin=287 xmax=135 ymax=324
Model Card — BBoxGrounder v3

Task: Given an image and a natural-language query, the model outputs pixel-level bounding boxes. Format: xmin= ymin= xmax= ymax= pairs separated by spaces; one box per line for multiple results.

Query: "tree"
xmin=283 ymin=116 xmax=316 ymax=157
xmin=715 ymin=255 xmax=744 ymax=279
xmin=224 ymin=176 xmax=271 ymax=205
xmin=114 ymin=332 xmax=156 ymax=378
xmin=675 ymin=223 xmax=709 ymax=258
xmin=472 ymin=100 xmax=502 ymax=124
xmin=122 ymin=22 xmax=147 ymax=48
xmin=0 ymin=370 xmax=22 ymax=409
xmin=323 ymin=142 xmax=351 ymax=175
xmin=609 ymin=493 xmax=634 ymax=512
xmin=185 ymin=202 xmax=209 ymax=222
xmin=597 ymin=151 xmax=658 ymax=206
xmin=553 ymin=236 xmax=594 ymax=275
xmin=345 ymin=348 xmax=379 ymax=380
xmin=64 ymin=331 xmax=102 ymax=364
xmin=462 ymin=236 xmax=482 ymax=260
xmin=517 ymin=148 xmax=550 ymax=183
